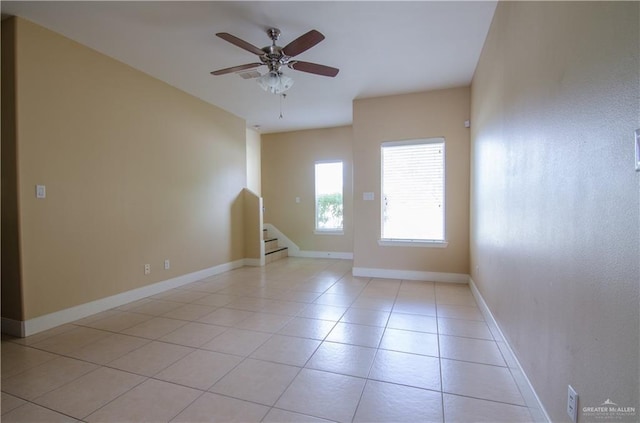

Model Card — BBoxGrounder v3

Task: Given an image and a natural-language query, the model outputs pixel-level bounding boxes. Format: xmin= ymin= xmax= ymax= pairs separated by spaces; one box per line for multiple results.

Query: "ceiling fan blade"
xmin=282 ymin=30 xmax=325 ymax=57
xmin=210 ymin=63 xmax=262 ymax=76
xmin=216 ymin=32 xmax=264 ymax=56
xmin=289 ymin=61 xmax=339 ymax=77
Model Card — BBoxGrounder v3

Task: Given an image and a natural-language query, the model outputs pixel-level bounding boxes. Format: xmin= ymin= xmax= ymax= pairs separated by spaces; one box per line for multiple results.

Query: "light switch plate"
xmin=635 ymin=129 xmax=640 ymax=171
xmin=36 ymin=185 xmax=46 ymax=199
xmin=363 ymin=192 xmax=374 ymax=201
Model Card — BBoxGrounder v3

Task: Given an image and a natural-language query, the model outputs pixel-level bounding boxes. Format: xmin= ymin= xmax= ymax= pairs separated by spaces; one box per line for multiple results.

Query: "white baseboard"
xmin=469 ymin=277 xmax=551 ymax=423
xmin=6 ymin=259 xmax=246 ymax=338
xmin=294 ymin=250 xmax=353 ymax=260
xmin=352 ymin=267 xmax=468 ymax=283
xmin=264 ymin=223 xmax=352 ymax=260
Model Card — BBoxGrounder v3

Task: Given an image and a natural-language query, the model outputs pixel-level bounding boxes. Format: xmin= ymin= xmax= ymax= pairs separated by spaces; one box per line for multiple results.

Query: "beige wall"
xmin=6 ymin=18 xmax=247 ymax=320
xmin=262 ymin=126 xmax=353 ymax=253
xmin=352 ymin=88 xmax=470 ymax=274
xmin=246 ymin=128 xmax=261 ymax=195
xmin=242 ymin=188 xmax=263 ymax=260
xmin=470 ymin=2 xmax=639 ymax=421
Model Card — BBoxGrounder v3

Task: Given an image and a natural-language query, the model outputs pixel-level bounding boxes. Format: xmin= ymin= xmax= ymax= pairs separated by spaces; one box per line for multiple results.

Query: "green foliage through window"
xmin=317 ymin=192 xmax=343 ymax=229
xmin=315 ymin=161 xmax=343 ymax=231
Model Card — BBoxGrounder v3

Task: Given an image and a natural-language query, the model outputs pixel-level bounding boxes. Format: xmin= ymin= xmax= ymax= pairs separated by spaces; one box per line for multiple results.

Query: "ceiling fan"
xmin=211 ymin=28 xmax=339 ymax=94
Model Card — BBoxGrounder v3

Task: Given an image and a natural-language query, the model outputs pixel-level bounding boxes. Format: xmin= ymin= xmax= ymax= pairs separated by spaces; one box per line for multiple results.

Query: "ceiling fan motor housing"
xmin=262 ymin=28 xmax=289 ymax=73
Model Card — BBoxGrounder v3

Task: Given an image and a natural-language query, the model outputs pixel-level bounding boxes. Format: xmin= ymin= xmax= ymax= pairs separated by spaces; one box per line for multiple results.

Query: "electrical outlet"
xmin=164 ymin=259 xmax=170 ymax=270
xmin=567 ymin=385 xmax=578 ymax=423
xmin=144 ymin=264 xmax=151 ymax=275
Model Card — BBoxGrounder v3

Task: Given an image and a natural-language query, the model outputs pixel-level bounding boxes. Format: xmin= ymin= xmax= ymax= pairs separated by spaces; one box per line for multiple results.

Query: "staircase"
xmin=264 ymin=228 xmax=288 ymax=264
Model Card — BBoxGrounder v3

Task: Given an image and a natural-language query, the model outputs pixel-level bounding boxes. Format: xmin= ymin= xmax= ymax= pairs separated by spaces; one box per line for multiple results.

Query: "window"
xmin=315 ymin=161 xmax=343 ymax=232
xmin=381 ymin=138 xmax=445 ymax=243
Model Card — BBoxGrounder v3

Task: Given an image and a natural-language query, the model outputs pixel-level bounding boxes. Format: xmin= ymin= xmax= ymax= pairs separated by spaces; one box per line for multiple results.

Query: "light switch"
xmin=36 ymin=185 xmax=46 ymax=199
xmin=363 ymin=192 xmax=374 ymax=201
xmin=295 ymin=197 xmax=301 ymax=203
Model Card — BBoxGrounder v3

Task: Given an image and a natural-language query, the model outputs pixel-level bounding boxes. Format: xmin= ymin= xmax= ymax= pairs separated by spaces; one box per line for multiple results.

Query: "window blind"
xmin=381 ymin=139 xmax=445 ymax=241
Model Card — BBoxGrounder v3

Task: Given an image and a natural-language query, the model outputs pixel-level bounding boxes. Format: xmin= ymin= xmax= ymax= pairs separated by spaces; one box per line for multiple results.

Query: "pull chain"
xmin=279 ymin=93 xmax=286 ymax=119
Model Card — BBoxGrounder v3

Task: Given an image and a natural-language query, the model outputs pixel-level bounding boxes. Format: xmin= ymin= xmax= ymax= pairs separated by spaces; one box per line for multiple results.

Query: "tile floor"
xmin=1 ymin=258 xmax=537 ymax=422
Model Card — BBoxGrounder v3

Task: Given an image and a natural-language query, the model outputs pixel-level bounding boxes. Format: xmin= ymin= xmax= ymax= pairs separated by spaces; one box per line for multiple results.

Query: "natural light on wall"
xmin=315 ymin=161 xmax=343 ymax=232
xmin=381 ymin=138 xmax=445 ymax=243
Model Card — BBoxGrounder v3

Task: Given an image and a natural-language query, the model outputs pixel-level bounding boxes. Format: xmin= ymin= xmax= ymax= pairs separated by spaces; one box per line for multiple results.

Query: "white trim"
xmin=381 ymin=137 xmax=445 ymax=147
xmin=313 ymin=230 xmax=344 ymax=236
xmin=469 ymin=277 xmax=551 ymax=423
xmin=259 ymin=226 xmax=265 ymax=267
xmin=378 ymin=239 xmax=448 ymax=248
xmin=352 ymin=267 xmax=468 ymax=283
xmin=257 ymin=194 xmax=265 ymax=267
xmin=17 ymin=259 xmax=245 ymax=337
xmin=2 ymin=317 xmax=25 ymax=338
xmin=294 ymin=251 xmax=353 ymax=260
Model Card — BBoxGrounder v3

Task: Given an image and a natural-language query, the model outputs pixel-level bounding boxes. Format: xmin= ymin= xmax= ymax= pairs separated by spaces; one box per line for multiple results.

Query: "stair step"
xmin=265 ymin=246 xmax=288 ymax=255
xmin=262 ymin=228 xmax=287 ymax=264
xmin=264 ymin=239 xmax=279 ymax=250
xmin=264 ymin=245 xmax=288 ymax=264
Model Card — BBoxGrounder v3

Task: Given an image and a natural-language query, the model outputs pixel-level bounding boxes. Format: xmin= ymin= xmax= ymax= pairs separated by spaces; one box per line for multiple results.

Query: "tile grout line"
xmin=3 ymin=342 xmax=154 ymax=421
xmin=115 ymin=262 xmax=346 ymax=422
xmin=2 ymin=396 xmax=86 ymax=422
xmin=4 ymin=260 xmax=532 ymax=422
xmin=349 ymin=277 xmax=399 ymax=423
xmin=435 ymin=282 xmax=535 ymax=414
xmin=251 ymin=271 xmax=345 ymax=422
xmin=435 ymin=281 xmax=447 ymax=423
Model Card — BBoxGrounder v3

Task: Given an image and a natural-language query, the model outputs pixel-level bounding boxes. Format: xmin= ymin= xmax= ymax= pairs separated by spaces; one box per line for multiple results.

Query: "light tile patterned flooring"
xmin=1 ymin=258 xmax=536 ymax=422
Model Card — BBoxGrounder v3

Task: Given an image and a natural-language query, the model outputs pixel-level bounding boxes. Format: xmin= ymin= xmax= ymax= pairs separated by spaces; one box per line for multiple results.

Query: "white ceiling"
xmin=2 ymin=1 xmax=497 ymax=134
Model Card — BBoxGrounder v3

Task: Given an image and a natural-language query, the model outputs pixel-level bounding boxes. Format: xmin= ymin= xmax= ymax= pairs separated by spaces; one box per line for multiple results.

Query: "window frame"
xmin=314 ymin=160 xmax=344 ymax=234
xmin=379 ymin=138 xmax=447 ymax=248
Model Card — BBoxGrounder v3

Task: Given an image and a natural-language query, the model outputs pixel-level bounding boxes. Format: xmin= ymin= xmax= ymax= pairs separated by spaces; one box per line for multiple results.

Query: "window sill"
xmin=378 ymin=239 xmax=448 ymax=248
xmin=314 ymin=230 xmax=344 ymax=236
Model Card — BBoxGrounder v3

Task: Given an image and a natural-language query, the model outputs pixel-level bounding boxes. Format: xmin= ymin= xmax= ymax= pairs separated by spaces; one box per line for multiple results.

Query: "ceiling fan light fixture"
xmin=257 ymin=71 xmax=294 ymax=94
